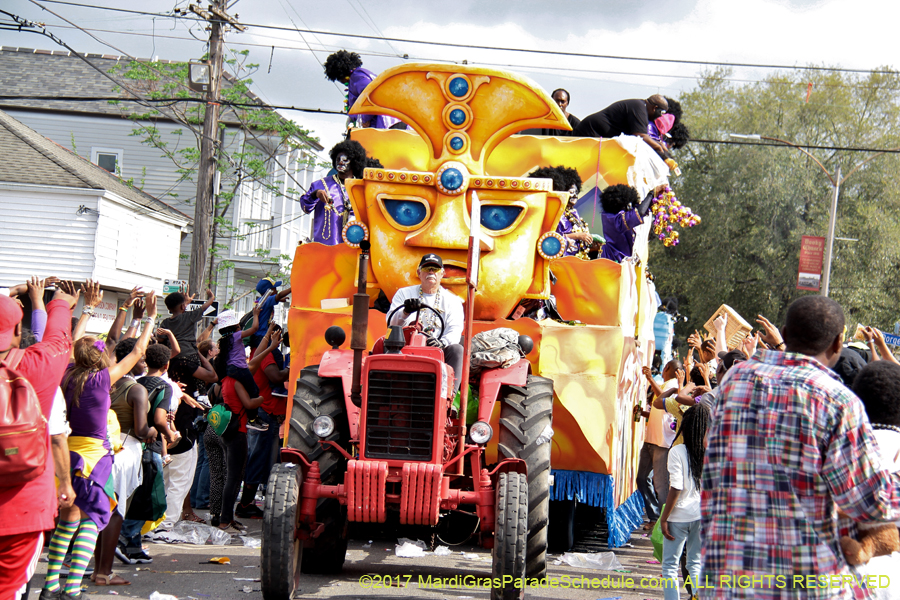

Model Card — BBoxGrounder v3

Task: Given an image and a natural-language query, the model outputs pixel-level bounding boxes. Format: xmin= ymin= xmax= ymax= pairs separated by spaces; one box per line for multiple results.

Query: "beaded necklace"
xmin=873 ymin=423 xmax=900 ymax=435
xmin=417 ymin=284 xmax=443 ymax=332
xmin=564 ymin=205 xmax=591 ymax=259
xmin=320 ymin=174 xmax=347 ymax=241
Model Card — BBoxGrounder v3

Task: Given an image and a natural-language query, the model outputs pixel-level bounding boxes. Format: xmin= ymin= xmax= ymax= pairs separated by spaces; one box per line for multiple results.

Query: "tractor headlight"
xmin=469 ymin=421 xmax=493 ymax=444
xmin=312 ymin=415 xmax=335 ymax=438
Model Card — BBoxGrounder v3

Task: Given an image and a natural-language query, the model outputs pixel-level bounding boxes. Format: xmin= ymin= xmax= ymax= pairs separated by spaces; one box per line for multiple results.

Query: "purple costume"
xmin=600 ymin=209 xmax=644 ymax=262
xmin=64 ymin=367 xmax=115 ymax=528
xmin=556 ymin=207 xmax=589 ymax=258
xmin=348 ymin=67 xmax=401 ymax=129
xmin=300 ymin=175 xmax=353 ymax=245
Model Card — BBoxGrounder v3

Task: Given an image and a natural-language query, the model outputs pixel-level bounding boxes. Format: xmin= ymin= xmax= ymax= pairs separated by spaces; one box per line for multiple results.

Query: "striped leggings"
xmin=43 ymin=518 xmax=99 ymax=594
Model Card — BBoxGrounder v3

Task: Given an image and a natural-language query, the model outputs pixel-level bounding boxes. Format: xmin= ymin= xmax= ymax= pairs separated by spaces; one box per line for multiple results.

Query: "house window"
xmin=91 ymin=148 xmax=123 ymax=174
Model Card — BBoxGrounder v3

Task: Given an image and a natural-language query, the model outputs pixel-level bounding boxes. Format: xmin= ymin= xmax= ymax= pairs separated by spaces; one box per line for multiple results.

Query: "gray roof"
xmin=0 ymin=47 xmax=322 ymax=150
xmin=0 ymin=108 xmax=192 ymax=223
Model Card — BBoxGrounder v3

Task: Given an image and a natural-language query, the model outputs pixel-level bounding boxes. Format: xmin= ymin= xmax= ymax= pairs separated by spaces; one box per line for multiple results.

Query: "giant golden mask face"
xmin=348 ymin=172 xmax=565 ymax=319
xmin=341 ymin=64 xmax=574 ymax=321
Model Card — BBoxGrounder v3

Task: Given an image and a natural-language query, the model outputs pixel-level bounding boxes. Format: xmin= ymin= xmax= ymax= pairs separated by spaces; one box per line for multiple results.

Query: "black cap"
xmin=717 ymin=349 xmax=746 ymax=371
xmin=418 ymin=253 xmax=443 ymax=269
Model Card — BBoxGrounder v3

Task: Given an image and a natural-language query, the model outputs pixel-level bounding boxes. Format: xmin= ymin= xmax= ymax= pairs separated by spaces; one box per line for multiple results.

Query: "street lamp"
xmin=728 ymin=133 xmax=896 ymax=297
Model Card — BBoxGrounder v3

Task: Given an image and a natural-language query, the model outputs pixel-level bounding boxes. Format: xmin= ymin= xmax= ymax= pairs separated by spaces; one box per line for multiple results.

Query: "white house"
xmin=0 ymin=108 xmax=192 ymax=333
xmin=0 ymin=46 xmax=326 ymax=323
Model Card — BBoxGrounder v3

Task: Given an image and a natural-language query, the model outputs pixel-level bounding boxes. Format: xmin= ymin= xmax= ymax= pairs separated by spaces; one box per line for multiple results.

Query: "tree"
xmin=107 ymin=50 xmax=321 ymax=306
xmin=650 ymin=66 xmax=900 ymax=339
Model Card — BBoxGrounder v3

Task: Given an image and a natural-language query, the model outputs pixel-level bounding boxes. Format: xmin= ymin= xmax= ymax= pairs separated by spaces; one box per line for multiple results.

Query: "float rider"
xmin=387 ymin=253 xmax=464 ymax=395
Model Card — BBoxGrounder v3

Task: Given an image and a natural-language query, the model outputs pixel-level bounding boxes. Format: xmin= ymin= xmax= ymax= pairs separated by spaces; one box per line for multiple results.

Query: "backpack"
xmin=0 ymin=349 xmax=48 ymax=486
xmin=469 ymin=328 xmax=524 ymax=375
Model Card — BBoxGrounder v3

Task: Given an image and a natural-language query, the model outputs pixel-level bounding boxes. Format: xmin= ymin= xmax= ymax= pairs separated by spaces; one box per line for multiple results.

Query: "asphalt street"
xmin=28 ymin=510 xmax=668 ymax=600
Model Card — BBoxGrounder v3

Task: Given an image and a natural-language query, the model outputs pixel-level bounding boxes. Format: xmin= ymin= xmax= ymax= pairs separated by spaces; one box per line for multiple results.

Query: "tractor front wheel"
xmin=492 ymin=471 xmax=527 ymax=600
xmin=288 ymin=365 xmax=348 ymax=483
xmin=498 ymin=375 xmax=553 ymax=579
xmin=261 ymin=463 xmax=301 ymax=600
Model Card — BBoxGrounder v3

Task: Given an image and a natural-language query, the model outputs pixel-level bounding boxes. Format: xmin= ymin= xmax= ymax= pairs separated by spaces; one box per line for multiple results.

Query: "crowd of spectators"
xmin=0 ymin=276 xmax=291 ymax=597
xmin=638 ymin=298 xmax=900 ymax=600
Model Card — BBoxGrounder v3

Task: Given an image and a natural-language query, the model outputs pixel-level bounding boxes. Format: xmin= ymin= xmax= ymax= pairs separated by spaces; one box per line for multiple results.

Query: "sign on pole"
xmin=163 ymin=279 xmax=188 ymax=295
xmin=798 ymin=235 xmax=825 ymax=291
xmin=187 ymin=300 xmax=219 ymax=318
xmin=882 ymin=332 xmax=900 ymax=347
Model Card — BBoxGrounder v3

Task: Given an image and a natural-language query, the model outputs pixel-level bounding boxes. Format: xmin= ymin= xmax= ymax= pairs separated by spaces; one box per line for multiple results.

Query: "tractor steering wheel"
xmin=386 ymin=303 xmax=446 ymax=343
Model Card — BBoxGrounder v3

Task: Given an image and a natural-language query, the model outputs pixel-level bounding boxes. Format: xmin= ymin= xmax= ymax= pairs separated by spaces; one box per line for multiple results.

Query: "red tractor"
xmin=261 ymin=242 xmax=553 ymax=600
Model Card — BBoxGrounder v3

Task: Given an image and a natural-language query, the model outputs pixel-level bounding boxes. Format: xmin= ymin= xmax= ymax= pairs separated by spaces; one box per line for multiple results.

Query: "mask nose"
xmin=405 ymin=193 xmax=493 ymax=252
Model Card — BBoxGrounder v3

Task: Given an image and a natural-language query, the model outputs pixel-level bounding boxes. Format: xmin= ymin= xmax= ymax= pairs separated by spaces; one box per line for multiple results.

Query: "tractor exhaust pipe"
xmin=350 ymin=240 xmax=370 ymax=407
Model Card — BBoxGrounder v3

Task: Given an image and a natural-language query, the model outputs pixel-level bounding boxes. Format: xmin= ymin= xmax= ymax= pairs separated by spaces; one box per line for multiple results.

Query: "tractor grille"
xmin=364 ymin=370 xmax=436 ymax=460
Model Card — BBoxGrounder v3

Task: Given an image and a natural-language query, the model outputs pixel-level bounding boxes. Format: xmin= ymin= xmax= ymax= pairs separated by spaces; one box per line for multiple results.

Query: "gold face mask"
xmin=342 ymin=65 xmax=571 ymax=320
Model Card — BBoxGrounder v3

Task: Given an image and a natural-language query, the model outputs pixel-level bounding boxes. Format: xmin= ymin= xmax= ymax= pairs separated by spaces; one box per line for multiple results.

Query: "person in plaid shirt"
xmin=700 ymin=296 xmax=900 ymax=599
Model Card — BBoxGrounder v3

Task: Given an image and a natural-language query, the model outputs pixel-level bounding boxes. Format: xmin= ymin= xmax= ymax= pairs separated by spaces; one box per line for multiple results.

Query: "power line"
xmin=27 ymin=0 xmax=899 ymax=76
xmin=4 ymin=94 xmax=900 ymax=155
xmin=13 ymin=22 xmax=900 ymax=92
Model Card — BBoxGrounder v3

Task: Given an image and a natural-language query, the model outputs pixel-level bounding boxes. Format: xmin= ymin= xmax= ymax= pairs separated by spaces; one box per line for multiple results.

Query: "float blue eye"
xmin=481 ymin=205 xmax=522 ymax=231
xmin=384 ymin=199 xmax=428 ymax=227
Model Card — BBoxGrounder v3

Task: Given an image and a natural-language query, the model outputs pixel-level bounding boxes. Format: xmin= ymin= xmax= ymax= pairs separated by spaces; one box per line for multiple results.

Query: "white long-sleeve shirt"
xmin=387 ymin=285 xmax=463 ymax=346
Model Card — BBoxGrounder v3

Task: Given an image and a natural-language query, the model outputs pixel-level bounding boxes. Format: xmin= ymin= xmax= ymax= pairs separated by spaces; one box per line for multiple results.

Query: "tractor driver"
xmin=387 ymin=253 xmax=464 ymax=395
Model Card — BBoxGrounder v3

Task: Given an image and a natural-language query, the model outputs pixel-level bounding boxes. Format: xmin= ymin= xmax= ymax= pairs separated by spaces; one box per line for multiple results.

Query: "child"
xmin=599 ymin=184 xmax=654 ymax=263
xmin=160 ymin=288 xmax=216 ymax=396
xmin=214 ymin=307 xmax=268 ymax=432
xmin=659 ymin=403 xmax=710 ymax=600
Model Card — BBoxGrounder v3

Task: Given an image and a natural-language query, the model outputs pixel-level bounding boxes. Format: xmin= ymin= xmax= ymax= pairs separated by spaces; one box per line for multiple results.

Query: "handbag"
xmin=208 ymin=404 xmax=240 ymax=441
xmin=124 ymin=448 xmax=166 ymax=521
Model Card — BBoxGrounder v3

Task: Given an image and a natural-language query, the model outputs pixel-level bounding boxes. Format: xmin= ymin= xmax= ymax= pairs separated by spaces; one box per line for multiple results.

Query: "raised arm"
xmin=107 ymin=286 xmax=141 ymax=347
xmin=642 ymin=366 xmax=663 ymax=398
xmin=200 ymin=288 xmax=216 ymax=313
xmin=124 ymin=298 xmax=145 ymax=339
xmin=157 ymin=328 xmax=181 ymax=358
xmin=27 ymin=276 xmax=48 ymax=342
xmin=713 ymin=313 xmax=729 ymax=357
xmin=198 ymin=318 xmax=217 ymax=343
xmin=275 ymin=286 xmax=292 ymax=302
xmin=248 ymin=327 xmax=281 ymax=374
xmin=240 ymin=304 xmax=260 ymax=339
xmin=108 ymin=291 xmax=157 ymax=383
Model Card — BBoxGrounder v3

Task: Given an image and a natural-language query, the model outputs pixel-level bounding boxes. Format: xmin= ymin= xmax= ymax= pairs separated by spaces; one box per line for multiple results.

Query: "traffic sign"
xmin=188 ymin=300 xmax=219 ymax=318
xmin=881 ymin=332 xmax=900 ymax=347
xmin=163 ymin=279 xmax=187 ymax=295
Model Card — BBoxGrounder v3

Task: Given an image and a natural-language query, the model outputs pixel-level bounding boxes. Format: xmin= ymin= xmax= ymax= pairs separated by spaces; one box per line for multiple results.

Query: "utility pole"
xmin=821 ymin=165 xmax=841 ymax=297
xmin=186 ymin=2 xmax=244 ymax=294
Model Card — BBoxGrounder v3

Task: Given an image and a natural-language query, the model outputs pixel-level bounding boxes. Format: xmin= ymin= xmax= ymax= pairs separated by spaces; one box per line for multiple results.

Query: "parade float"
xmin=262 ymin=63 xmax=673 ymax=599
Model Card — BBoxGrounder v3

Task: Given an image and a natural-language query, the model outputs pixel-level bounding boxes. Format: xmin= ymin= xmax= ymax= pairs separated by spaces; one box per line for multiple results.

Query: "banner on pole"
xmin=798 ymin=235 xmax=826 ymax=291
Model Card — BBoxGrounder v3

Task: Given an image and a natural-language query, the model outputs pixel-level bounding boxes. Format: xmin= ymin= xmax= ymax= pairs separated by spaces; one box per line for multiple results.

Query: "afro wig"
xmin=528 ymin=166 xmax=567 ymax=192
xmin=323 ymin=50 xmax=363 ymax=82
xmin=329 ymin=139 xmax=368 ymax=178
xmin=663 ymin=96 xmax=683 ymax=125
xmin=853 ymin=360 xmax=900 ymax=426
xmin=365 ymin=157 xmax=384 ymax=169
xmin=556 ymin=165 xmax=582 ymax=195
xmin=600 ymin=184 xmax=639 ymax=214
xmin=669 ymin=122 xmax=691 ymax=150
xmin=528 ymin=165 xmax=582 ymax=195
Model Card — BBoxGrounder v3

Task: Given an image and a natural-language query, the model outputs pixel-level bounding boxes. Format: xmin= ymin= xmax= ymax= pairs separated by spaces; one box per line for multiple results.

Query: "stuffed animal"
xmin=840 ymin=523 xmax=900 ymax=566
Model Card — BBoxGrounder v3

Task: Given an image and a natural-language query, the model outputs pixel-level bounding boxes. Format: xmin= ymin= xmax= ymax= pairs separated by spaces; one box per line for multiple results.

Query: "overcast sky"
xmin=2 ymin=0 xmax=896 ymax=151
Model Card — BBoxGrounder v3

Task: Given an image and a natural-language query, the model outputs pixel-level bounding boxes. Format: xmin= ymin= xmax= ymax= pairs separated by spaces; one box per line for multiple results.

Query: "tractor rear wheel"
xmin=261 ymin=463 xmax=301 ymax=600
xmin=492 ymin=472 xmax=527 ymax=600
xmin=498 ymin=375 xmax=553 ymax=580
xmin=299 ymin=498 xmax=349 ymax=574
xmin=288 ymin=365 xmax=348 ymax=483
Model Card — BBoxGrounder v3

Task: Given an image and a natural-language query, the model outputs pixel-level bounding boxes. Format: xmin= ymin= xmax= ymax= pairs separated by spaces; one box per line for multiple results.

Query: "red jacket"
xmin=0 ymin=299 xmax=72 ymax=536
